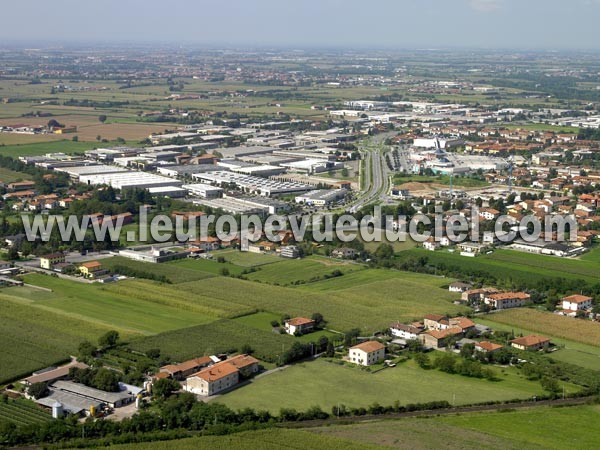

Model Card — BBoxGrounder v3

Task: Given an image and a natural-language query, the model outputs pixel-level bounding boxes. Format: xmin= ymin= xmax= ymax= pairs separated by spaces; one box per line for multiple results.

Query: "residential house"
xmin=561 ymin=294 xmax=593 ymax=316
xmin=478 ymin=208 xmax=500 ymax=221
xmin=184 ymin=361 xmax=239 ymax=396
xmin=484 ymin=292 xmax=530 ymax=310
xmin=78 ymin=261 xmax=105 ymax=279
xmin=510 ymin=335 xmax=550 ymax=351
xmin=389 ymin=322 xmax=423 ymax=340
xmin=423 ymin=237 xmax=440 ymax=251
xmin=420 ymin=327 xmax=463 ymax=349
xmin=449 ymin=281 xmax=473 ymax=293
xmin=40 ymin=252 xmax=66 ymax=270
xmin=475 ymin=341 xmax=503 ymax=354
xmin=348 ymin=341 xmax=385 ymax=366
xmin=331 ymin=247 xmax=358 ymax=259
xmin=284 ymin=317 xmax=315 ymax=335
xmin=223 ymin=354 xmax=260 ymax=378
xmin=280 ymin=245 xmax=300 ymax=258
xmin=159 ymin=356 xmax=213 ymax=380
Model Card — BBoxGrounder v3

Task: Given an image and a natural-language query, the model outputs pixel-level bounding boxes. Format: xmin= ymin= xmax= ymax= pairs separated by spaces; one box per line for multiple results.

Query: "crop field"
xmin=128 ymin=319 xmax=296 ymax=364
xmin=393 ymin=174 xmax=489 ymax=188
xmin=106 ymin=429 xmax=379 ymax=450
xmin=174 ymin=272 xmax=465 ymax=332
xmin=0 ymin=294 xmax=133 ymax=384
xmin=101 ymin=256 xmax=217 ymax=283
xmin=0 ymin=398 xmax=52 ymax=427
xmin=5 ymin=274 xmax=218 ymax=335
xmin=480 ymin=309 xmax=600 ymax=348
xmin=395 ymin=248 xmax=599 ymax=286
xmin=485 ymin=249 xmax=600 ymax=282
xmin=217 ymin=359 xmax=552 ymax=413
xmin=314 ymin=404 xmax=600 ymax=450
xmin=245 ymin=256 xmax=366 ymax=285
xmin=483 ymin=309 xmax=600 ymax=348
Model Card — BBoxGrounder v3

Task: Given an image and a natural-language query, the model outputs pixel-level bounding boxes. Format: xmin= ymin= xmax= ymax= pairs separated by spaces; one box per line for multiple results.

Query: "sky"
xmin=1 ymin=0 xmax=600 ymax=50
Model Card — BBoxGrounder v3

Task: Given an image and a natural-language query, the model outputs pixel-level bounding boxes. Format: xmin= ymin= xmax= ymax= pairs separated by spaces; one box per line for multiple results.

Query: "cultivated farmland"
xmin=0 ymin=398 xmax=52 ymax=427
xmin=481 ymin=309 xmax=600 ymax=348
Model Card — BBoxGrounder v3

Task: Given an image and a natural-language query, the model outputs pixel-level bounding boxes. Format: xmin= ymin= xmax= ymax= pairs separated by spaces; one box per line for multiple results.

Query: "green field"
xmin=314 ymin=404 xmax=600 ymax=450
xmin=0 ymin=295 xmax=135 ymax=383
xmin=396 ymin=248 xmax=600 ymax=287
xmin=103 ymin=428 xmax=380 ymax=450
xmin=0 ymin=139 xmax=107 ymax=157
xmin=5 ymin=274 xmax=218 ymax=335
xmin=0 ymin=167 xmax=31 ymax=183
xmin=101 ymin=256 xmax=217 ymax=284
xmin=245 ymin=256 xmax=365 ymax=285
xmin=0 ymin=398 xmax=52 ymax=427
xmin=217 ymin=359 xmax=554 ymax=413
xmin=477 ymin=311 xmax=600 ymax=371
xmin=172 ymin=270 xmax=464 ymax=332
xmin=214 ymin=249 xmax=282 ymax=267
xmin=128 ymin=319 xmax=296 ymax=364
xmin=393 ymin=174 xmax=489 ymax=188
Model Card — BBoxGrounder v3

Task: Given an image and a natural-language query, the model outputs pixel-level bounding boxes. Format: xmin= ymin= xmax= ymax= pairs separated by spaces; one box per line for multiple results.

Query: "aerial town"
xmin=1 ymin=2 xmax=600 ymax=449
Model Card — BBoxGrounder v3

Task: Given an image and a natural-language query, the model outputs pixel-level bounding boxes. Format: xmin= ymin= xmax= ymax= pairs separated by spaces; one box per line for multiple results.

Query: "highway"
xmin=348 ymin=132 xmax=394 ymax=213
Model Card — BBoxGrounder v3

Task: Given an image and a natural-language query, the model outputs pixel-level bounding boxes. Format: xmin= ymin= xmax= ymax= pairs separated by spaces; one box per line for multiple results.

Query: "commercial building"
xmin=192 ymin=171 xmax=312 ymax=197
xmin=80 ymin=171 xmax=183 ymax=190
xmin=50 ymin=380 xmax=134 ymax=409
xmin=147 ymin=186 xmax=188 ymax=198
xmin=295 ymin=189 xmax=347 ymax=206
xmin=182 ymin=183 xmax=224 ymax=199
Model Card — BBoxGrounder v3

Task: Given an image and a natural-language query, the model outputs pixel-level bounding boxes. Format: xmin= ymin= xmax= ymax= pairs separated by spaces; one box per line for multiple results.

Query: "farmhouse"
xmin=40 ymin=252 xmax=66 ymax=270
xmin=420 ymin=327 xmax=463 ymax=349
xmin=561 ymin=294 xmax=593 ymax=314
xmin=331 ymin=247 xmax=358 ymax=259
xmin=461 ymin=287 xmax=499 ymax=303
xmin=348 ymin=341 xmax=385 ymax=366
xmin=389 ymin=322 xmax=423 ymax=340
xmin=510 ymin=335 xmax=551 ymax=351
xmin=222 ymin=354 xmax=260 ymax=377
xmin=484 ymin=292 xmax=531 ymax=310
xmin=448 ymin=281 xmax=473 ymax=293
xmin=184 ymin=361 xmax=240 ymax=396
xmin=284 ymin=317 xmax=315 ymax=335
xmin=160 ymin=356 xmax=213 ymax=380
xmin=475 ymin=341 xmax=503 ymax=353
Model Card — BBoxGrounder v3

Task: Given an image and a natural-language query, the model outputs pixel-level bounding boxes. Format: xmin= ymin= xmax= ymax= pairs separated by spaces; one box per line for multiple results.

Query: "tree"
xmin=27 ymin=382 xmax=49 ymax=399
xmin=541 ymin=376 xmax=560 ymax=394
xmin=344 ymin=328 xmax=361 ymax=347
xmin=93 ymin=368 xmax=120 ymax=392
xmin=98 ymin=330 xmax=120 ymax=349
xmin=325 ymin=341 xmax=335 ymax=357
xmin=434 ymin=353 xmax=456 ymax=374
xmin=78 ymin=340 xmax=96 ymax=359
xmin=241 ymin=344 xmax=254 ymax=355
xmin=146 ymin=348 xmax=161 ymax=359
xmin=219 ymin=267 xmax=230 ymax=276
xmin=7 ymin=246 xmax=19 ymax=261
xmin=152 ymin=378 xmax=180 ymax=399
xmin=98 ymin=115 xmax=107 ymax=123
xmin=414 ymin=352 xmax=430 ymax=369
xmin=311 ymin=312 xmax=325 ymax=328
xmin=374 ymin=243 xmax=394 ymax=260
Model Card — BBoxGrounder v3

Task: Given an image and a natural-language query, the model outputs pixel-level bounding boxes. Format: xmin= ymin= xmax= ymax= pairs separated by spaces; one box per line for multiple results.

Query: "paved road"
xmin=348 ymin=132 xmax=394 ymax=213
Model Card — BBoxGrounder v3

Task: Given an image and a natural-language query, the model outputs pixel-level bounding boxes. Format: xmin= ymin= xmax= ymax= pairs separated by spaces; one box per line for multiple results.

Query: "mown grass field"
xmin=314 ymin=404 xmax=600 ymax=450
xmin=105 ymin=428 xmax=380 ymax=450
xmin=217 ymin=359 xmax=555 ymax=413
xmin=0 ymin=139 xmax=104 ymax=157
xmin=0 ymin=398 xmax=52 ymax=427
xmin=213 ymin=249 xmax=281 ymax=267
xmin=0 ymin=294 xmax=137 ymax=384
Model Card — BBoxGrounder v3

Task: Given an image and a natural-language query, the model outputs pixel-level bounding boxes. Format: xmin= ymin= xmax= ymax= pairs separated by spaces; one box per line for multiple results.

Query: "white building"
xmin=348 ymin=341 xmax=385 ymax=366
xmin=561 ymin=294 xmax=593 ymax=312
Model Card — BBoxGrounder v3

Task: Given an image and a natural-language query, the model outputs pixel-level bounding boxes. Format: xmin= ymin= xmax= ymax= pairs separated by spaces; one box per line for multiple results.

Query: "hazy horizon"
xmin=1 ymin=0 xmax=600 ymax=50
